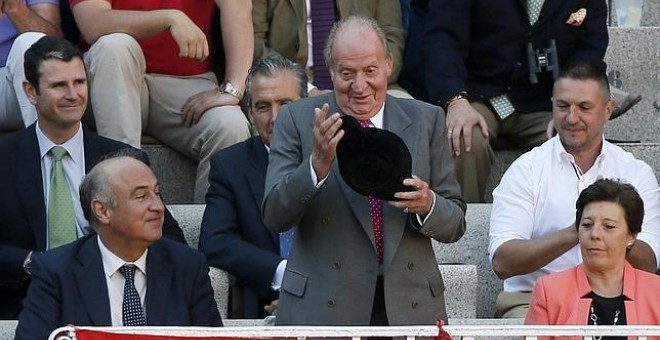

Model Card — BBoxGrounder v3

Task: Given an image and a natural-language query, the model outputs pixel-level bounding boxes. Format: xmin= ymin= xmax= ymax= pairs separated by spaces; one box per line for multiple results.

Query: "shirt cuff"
xmin=271 ymin=260 xmax=287 ymax=290
xmin=309 ymin=156 xmax=328 ymax=188
xmin=307 ymin=82 xmax=317 ymax=93
xmin=416 ymin=193 xmax=437 ymax=225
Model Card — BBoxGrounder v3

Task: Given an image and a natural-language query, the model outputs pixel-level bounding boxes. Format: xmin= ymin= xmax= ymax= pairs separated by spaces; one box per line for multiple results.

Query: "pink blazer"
xmin=525 ymin=262 xmax=660 ymax=339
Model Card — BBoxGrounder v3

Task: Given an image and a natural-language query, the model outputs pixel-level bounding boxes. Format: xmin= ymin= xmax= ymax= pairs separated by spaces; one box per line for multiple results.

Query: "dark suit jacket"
xmin=0 ymin=124 xmax=185 ymax=319
xmin=14 ymin=234 xmax=221 ymax=340
xmin=402 ymin=0 xmax=607 ymax=112
xmin=263 ymin=94 xmax=466 ymax=325
xmin=199 ymin=136 xmax=282 ymax=319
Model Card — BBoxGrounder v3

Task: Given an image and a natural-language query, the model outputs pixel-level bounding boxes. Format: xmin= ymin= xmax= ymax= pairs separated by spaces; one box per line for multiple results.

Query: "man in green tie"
xmin=0 ymin=36 xmax=185 ymax=319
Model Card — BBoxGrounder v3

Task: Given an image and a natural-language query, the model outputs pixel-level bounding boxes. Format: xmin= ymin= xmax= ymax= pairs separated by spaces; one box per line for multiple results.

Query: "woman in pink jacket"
xmin=525 ymin=178 xmax=659 ymax=338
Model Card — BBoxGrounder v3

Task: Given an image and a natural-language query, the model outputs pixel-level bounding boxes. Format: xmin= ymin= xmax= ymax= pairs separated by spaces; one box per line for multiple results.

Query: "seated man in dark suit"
xmin=199 ymin=54 xmax=307 ymax=319
xmin=0 ymin=36 xmax=185 ymax=319
xmin=15 ymin=153 xmax=222 ymax=339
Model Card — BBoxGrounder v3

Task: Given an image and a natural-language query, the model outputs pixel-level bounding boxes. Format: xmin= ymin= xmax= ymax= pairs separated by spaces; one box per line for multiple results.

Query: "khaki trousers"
xmin=84 ymin=33 xmax=251 ymax=202
xmin=454 ymin=102 xmax=551 ymax=202
xmin=495 ymin=291 xmax=532 ymax=319
xmin=0 ymin=32 xmax=44 ymax=130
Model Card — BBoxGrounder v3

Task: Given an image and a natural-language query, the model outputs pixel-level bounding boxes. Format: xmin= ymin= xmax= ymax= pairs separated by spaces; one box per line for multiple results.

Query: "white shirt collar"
xmin=553 ymin=134 xmax=607 ymax=171
xmin=98 ymin=236 xmax=148 ymax=278
xmin=36 ymin=122 xmax=84 ymax=166
xmin=370 ymin=103 xmax=385 ymax=129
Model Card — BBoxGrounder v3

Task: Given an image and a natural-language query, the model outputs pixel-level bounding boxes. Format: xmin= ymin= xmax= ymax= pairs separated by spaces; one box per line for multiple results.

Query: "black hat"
xmin=336 ymin=114 xmax=414 ymax=201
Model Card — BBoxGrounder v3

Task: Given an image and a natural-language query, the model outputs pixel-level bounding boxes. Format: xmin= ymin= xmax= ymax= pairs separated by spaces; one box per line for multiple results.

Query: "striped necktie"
xmin=358 ymin=119 xmax=384 ymax=263
xmin=310 ymin=0 xmax=338 ymax=90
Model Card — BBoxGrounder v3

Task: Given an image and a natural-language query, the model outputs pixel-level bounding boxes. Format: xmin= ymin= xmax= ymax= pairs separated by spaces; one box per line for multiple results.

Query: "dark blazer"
xmin=402 ymin=0 xmax=607 ymax=112
xmin=199 ymin=136 xmax=281 ymax=319
xmin=0 ymin=124 xmax=185 ymax=319
xmin=263 ymin=94 xmax=466 ymax=325
xmin=14 ymin=234 xmax=222 ymax=340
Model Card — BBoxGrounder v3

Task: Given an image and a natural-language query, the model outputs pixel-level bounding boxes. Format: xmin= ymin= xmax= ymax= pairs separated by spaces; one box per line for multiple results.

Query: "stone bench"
xmin=433 ymin=204 xmax=497 ymax=318
xmin=168 ymin=204 xmax=479 ymax=319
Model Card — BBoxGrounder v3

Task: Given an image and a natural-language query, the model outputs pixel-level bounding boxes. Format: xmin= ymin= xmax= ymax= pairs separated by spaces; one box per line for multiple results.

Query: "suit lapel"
xmin=16 ymin=126 xmax=48 ymax=250
xmin=382 ymin=97 xmax=417 ymax=268
xmin=145 ymin=242 xmax=173 ymax=325
xmin=331 ymin=96 xmax=417 ymax=263
xmin=535 ymin=1 xmax=562 ymax=28
xmin=73 ymin=236 xmax=112 ymax=325
xmin=327 ymin=98 xmax=373 ymax=245
xmin=83 ymin=129 xmax=104 ymax=172
xmin=246 ymin=137 xmax=279 ymax=245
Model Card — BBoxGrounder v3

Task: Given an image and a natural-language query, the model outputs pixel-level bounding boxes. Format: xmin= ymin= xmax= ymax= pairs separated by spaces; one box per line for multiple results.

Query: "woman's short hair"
xmin=575 ymin=178 xmax=643 ymax=235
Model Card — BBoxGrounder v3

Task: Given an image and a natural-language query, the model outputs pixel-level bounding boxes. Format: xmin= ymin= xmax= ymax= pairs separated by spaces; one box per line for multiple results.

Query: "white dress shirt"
xmin=489 ymin=136 xmax=660 ymax=293
xmin=98 ymin=236 xmax=148 ymax=326
xmin=36 ymin=122 xmax=90 ymax=246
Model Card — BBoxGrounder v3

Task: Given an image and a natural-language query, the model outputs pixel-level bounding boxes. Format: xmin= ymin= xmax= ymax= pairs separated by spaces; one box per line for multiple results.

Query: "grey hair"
xmin=245 ymin=54 xmax=308 ymax=108
xmin=323 ymin=15 xmax=390 ymax=70
xmin=79 ymin=148 xmax=148 ymax=230
xmin=79 ymin=163 xmax=116 ymax=231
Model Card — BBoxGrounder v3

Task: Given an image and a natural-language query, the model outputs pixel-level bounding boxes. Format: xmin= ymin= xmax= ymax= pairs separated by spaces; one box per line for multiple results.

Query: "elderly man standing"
xmin=199 ymin=54 xmax=308 ymax=319
xmin=15 ymin=153 xmax=222 ymax=340
xmin=489 ymin=61 xmax=660 ymax=318
xmin=263 ymin=16 xmax=466 ymax=326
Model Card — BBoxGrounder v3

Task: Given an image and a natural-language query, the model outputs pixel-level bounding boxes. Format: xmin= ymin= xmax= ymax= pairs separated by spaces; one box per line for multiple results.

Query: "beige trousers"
xmin=495 ymin=291 xmax=532 ymax=319
xmin=84 ymin=33 xmax=251 ymax=202
xmin=0 ymin=32 xmax=44 ymax=130
xmin=454 ymin=102 xmax=552 ymax=202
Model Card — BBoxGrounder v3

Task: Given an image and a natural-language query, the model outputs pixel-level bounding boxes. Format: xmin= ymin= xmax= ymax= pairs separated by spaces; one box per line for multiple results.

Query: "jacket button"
xmin=407 ymin=262 xmax=415 ymax=270
xmin=412 ymin=301 xmax=419 ymax=309
xmin=327 ymin=299 xmax=336 ymax=308
xmin=322 ymin=217 xmax=330 ymax=224
xmin=331 ymin=261 xmax=341 ymax=270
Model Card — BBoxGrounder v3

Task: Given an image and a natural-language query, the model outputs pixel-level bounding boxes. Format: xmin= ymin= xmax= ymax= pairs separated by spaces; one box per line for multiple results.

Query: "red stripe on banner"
xmin=76 ymin=328 xmax=293 ymax=340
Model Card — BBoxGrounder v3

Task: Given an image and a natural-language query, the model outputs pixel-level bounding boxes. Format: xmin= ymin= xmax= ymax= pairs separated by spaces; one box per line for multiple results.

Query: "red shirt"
xmin=70 ymin=0 xmax=215 ymax=76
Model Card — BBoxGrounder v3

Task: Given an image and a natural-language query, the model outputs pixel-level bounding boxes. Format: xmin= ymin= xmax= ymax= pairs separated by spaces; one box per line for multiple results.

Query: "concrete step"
xmin=609 ymin=0 xmax=660 ymax=26
xmin=604 ymin=27 xmax=660 ymax=143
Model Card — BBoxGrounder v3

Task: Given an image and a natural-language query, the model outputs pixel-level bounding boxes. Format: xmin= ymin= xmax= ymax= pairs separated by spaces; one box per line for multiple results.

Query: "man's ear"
xmin=604 ymin=99 xmax=615 ymax=120
xmin=92 ymin=200 xmax=111 ymax=225
xmin=22 ymin=80 xmax=38 ymax=105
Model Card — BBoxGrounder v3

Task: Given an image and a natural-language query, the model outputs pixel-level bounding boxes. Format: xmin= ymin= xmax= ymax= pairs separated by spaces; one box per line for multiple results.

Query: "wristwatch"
xmin=445 ymin=91 xmax=469 ymax=110
xmin=219 ymin=82 xmax=244 ymax=101
xmin=23 ymin=251 xmax=34 ymax=276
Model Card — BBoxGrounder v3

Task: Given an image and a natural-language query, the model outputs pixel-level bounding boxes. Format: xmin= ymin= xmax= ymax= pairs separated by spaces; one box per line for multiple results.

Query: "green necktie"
xmin=48 ymin=146 xmax=77 ymax=249
xmin=527 ymin=0 xmax=545 ymax=25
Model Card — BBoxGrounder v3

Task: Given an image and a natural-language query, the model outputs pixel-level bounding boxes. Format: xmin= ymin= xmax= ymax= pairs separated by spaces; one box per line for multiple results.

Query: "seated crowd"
xmin=0 ymin=0 xmax=658 ymax=338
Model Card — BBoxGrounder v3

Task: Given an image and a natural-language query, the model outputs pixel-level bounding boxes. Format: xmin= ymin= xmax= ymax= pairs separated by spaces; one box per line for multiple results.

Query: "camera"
xmin=527 ymin=39 xmax=559 ymax=84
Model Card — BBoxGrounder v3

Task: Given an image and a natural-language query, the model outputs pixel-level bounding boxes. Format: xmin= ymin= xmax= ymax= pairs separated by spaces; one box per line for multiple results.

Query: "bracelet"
xmin=445 ymin=91 xmax=469 ymax=110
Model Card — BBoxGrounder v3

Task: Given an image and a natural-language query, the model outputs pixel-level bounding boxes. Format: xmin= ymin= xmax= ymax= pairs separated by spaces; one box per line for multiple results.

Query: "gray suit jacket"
xmin=263 ymin=93 xmax=466 ymax=325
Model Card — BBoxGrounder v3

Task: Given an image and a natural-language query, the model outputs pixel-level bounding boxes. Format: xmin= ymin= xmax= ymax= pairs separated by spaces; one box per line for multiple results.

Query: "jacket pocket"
xmin=427 ymin=271 xmax=445 ymax=297
xmin=282 ymin=269 xmax=307 ymax=297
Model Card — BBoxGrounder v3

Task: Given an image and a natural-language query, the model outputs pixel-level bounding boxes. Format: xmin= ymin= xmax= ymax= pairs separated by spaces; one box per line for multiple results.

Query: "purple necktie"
xmin=359 ymin=119 xmax=384 ymax=263
xmin=310 ymin=0 xmax=337 ymax=90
